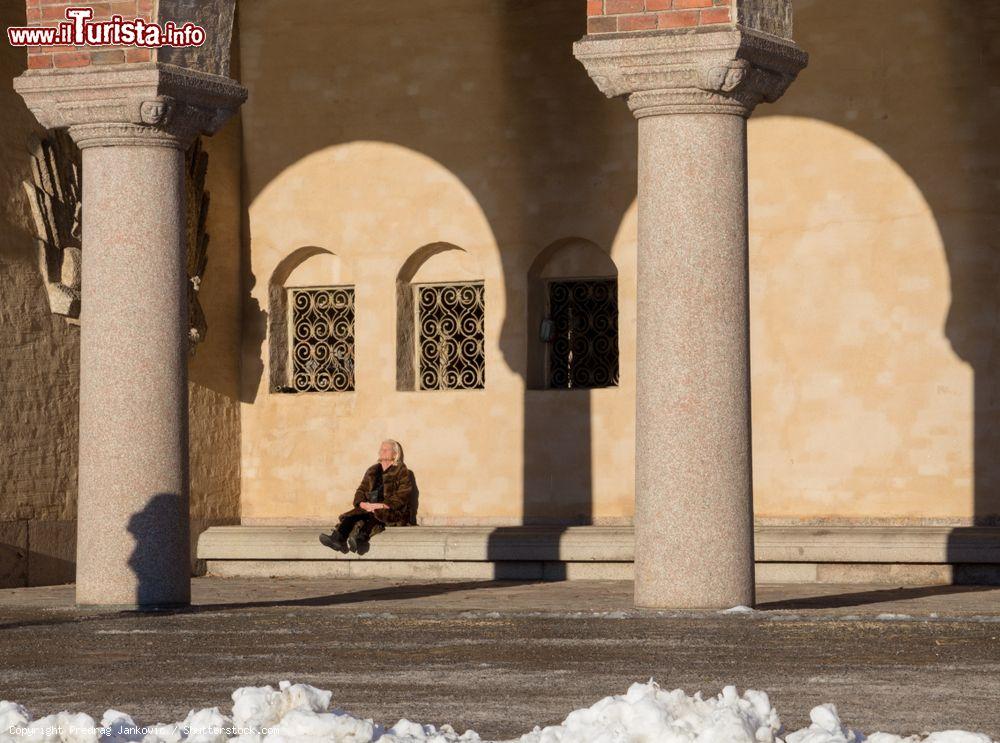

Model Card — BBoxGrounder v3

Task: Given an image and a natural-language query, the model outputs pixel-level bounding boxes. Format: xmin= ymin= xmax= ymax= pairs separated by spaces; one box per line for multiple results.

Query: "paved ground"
xmin=1 ymin=578 xmax=999 ymax=740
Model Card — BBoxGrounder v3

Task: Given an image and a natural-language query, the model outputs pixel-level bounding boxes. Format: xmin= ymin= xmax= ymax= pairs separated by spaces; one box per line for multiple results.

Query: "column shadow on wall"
xmin=757 ymin=0 xmax=1000 ymax=582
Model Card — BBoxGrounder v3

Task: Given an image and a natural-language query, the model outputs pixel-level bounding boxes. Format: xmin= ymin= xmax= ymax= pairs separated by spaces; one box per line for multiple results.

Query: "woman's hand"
xmin=360 ymin=502 xmax=389 ymax=512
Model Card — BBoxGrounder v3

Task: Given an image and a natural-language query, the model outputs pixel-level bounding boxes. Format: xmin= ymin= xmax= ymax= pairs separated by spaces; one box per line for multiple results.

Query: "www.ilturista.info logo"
xmin=7 ymin=6 xmax=206 ymax=48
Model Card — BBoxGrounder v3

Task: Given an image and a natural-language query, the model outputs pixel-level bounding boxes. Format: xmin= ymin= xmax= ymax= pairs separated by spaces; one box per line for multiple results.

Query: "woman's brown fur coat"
xmin=337 ymin=462 xmax=414 ymax=536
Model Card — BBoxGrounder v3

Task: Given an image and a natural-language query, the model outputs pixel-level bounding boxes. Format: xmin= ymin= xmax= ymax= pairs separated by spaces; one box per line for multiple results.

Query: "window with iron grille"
xmin=547 ymin=278 xmax=618 ymax=389
xmin=288 ymin=286 xmax=355 ymax=392
xmin=417 ymin=282 xmax=485 ymax=390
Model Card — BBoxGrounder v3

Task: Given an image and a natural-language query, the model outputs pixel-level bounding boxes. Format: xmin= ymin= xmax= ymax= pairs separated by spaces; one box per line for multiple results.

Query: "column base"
xmin=75 ymin=601 xmax=192 ymax=612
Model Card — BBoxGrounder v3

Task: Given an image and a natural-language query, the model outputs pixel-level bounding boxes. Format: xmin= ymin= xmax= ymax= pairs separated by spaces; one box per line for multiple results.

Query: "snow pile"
xmin=784 ymin=703 xmax=992 ymax=743
xmin=516 ymin=681 xmax=781 ymax=742
xmin=0 ymin=681 xmax=477 ymax=743
xmin=0 ymin=680 xmax=994 ymax=743
xmin=517 ymin=684 xmax=994 ymax=743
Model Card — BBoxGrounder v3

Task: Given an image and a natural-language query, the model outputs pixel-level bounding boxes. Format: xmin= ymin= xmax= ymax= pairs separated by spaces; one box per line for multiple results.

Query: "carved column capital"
xmin=13 ymin=62 xmax=247 ymax=149
xmin=573 ymin=28 xmax=807 ymax=118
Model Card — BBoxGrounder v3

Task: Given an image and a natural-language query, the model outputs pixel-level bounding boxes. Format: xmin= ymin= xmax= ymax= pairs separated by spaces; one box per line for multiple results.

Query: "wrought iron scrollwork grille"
xmin=417 ymin=282 xmax=485 ymax=390
xmin=289 ymin=286 xmax=355 ymax=392
xmin=548 ymin=278 xmax=619 ymax=389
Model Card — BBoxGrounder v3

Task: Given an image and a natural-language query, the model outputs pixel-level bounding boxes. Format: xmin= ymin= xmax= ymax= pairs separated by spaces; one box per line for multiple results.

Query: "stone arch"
xmin=526 ymin=238 xmax=619 ymax=390
xmin=268 ymin=246 xmax=353 ymax=393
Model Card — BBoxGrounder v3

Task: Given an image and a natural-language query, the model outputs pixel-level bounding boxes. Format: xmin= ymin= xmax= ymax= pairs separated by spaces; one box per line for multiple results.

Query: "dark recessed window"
xmin=547 ymin=278 xmax=618 ymax=389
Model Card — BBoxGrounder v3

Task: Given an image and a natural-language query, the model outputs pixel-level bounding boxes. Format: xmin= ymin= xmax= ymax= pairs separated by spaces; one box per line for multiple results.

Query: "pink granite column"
xmin=15 ymin=66 xmax=245 ymax=607
xmin=575 ymin=29 xmax=807 ymax=608
xmin=75 ymin=140 xmax=190 ymax=607
xmin=633 ymin=111 xmax=754 ymax=608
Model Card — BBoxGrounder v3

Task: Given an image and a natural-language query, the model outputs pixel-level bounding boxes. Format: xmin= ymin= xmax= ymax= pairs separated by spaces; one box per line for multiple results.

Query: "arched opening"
xmin=526 ymin=238 xmax=619 ymax=390
xmin=396 ymin=243 xmax=485 ymax=391
xmin=267 ymin=246 xmax=355 ymax=393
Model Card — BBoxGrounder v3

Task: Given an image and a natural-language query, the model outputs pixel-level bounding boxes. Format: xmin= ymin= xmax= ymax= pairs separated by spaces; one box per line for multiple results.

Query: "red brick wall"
xmin=587 ymin=0 xmax=732 ymax=34
xmin=25 ymin=0 xmax=154 ymax=70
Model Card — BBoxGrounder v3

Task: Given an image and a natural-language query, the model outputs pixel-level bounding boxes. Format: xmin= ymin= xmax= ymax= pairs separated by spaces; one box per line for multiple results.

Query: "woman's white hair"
xmin=380 ymin=439 xmax=404 ymax=465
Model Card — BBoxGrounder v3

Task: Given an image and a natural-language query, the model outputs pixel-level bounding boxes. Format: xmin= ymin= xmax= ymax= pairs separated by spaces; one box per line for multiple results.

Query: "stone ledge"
xmin=755 ymin=525 xmax=1000 ymax=564
xmin=206 ymin=559 xmax=633 ymax=582
xmin=197 ymin=525 xmax=1000 ymax=564
xmin=204 ymin=559 xmax=1000 ymax=586
xmin=198 ymin=525 xmax=635 ymax=562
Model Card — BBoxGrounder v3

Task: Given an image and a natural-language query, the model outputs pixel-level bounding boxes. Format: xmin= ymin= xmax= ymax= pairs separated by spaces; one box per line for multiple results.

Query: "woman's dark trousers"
xmin=337 ymin=513 xmax=379 ymax=541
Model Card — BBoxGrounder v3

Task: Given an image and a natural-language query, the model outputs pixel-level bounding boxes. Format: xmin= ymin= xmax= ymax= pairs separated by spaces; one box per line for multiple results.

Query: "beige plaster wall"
xmin=238 ymin=0 xmax=638 ymax=525
xmin=241 ymin=141 xmax=637 ymax=526
xmin=749 ymin=117 xmax=965 ymax=523
xmin=748 ymin=0 xmax=1000 ymax=525
xmin=238 ymin=0 xmax=998 ymax=527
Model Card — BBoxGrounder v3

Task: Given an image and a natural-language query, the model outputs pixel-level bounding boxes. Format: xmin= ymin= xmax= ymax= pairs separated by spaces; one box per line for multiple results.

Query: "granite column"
xmin=15 ymin=66 xmax=245 ymax=607
xmin=575 ymin=30 xmax=807 ymax=608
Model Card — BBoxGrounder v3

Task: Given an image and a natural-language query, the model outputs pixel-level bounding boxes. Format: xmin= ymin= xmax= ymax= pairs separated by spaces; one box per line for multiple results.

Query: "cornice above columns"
xmin=13 ymin=62 xmax=247 ymax=149
xmin=573 ymin=28 xmax=807 ymax=118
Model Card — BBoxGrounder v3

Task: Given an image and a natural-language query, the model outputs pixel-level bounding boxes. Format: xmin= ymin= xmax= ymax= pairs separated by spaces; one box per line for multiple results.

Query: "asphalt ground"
xmin=1 ymin=578 xmax=998 ymax=740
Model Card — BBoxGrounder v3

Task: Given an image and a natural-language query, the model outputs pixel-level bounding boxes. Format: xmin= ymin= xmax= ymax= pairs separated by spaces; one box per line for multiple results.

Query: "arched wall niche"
xmin=268 ymin=246 xmax=353 ymax=393
xmin=284 ymin=250 xmax=350 ymax=287
xmin=396 ymin=243 xmax=483 ymax=391
xmin=526 ymin=238 xmax=618 ymax=390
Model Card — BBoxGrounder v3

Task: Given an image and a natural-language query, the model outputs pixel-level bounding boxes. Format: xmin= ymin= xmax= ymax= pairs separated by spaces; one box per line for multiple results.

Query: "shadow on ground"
xmin=755 ymin=583 xmax=999 ymax=611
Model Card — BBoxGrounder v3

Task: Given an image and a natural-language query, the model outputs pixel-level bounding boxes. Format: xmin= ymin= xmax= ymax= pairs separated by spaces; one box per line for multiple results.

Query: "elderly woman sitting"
xmin=319 ymin=439 xmax=414 ymax=554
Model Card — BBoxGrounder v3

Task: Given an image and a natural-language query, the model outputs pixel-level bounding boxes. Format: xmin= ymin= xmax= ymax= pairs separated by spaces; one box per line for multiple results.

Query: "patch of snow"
xmin=515 ymin=681 xmax=781 ymax=743
xmin=784 ymin=702 xmax=863 ymax=743
xmin=0 ymin=679 xmax=994 ymax=743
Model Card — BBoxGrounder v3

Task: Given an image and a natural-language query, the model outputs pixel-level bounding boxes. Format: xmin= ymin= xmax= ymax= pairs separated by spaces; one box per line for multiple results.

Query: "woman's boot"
xmin=319 ymin=527 xmax=349 ymax=553
xmin=346 ymin=519 xmax=371 ymax=555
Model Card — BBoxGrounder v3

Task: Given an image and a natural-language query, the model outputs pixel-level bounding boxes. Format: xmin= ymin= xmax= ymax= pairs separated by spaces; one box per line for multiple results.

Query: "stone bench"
xmin=197 ymin=525 xmax=1000 ymax=585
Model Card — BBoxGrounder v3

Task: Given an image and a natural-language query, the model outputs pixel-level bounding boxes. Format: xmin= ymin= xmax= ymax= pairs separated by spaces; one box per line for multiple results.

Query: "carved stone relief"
xmin=22 ymin=129 xmax=81 ymax=323
xmin=23 ymin=131 xmax=212 ymax=354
